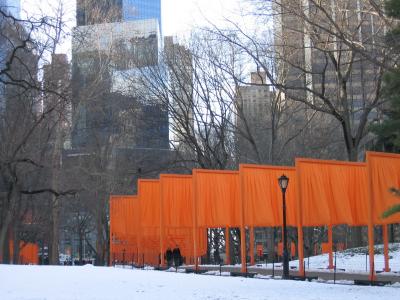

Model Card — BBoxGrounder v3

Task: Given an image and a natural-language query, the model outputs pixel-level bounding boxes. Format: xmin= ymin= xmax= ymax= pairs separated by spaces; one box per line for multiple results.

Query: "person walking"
xmin=166 ymin=248 xmax=173 ymax=267
xmin=172 ymin=246 xmax=181 ymax=268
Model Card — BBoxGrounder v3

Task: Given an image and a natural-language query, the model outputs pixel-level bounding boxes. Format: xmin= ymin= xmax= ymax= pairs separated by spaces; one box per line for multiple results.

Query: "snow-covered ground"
xmin=0 ymin=264 xmax=399 ymax=300
xmin=0 ymin=244 xmax=399 ymax=299
xmin=255 ymin=244 xmax=400 ymax=273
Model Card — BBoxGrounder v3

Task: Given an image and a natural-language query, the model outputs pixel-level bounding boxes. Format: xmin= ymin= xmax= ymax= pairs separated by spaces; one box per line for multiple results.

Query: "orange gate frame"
xmin=239 ymin=164 xmax=297 ymax=272
xmin=108 ymin=151 xmax=400 ymax=280
xmin=192 ymin=169 xmax=241 ymax=270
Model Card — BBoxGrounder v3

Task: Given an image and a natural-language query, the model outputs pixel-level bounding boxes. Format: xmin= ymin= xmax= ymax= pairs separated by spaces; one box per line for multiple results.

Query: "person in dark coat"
xmin=172 ymin=246 xmax=182 ymax=268
xmin=166 ymin=248 xmax=173 ymax=267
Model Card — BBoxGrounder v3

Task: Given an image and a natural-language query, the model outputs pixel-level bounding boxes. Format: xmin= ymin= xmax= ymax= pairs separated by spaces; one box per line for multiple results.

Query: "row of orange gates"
xmin=109 ymin=151 xmax=400 ymax=280
xmin=0 ymin=242 xmax=39 ymax=265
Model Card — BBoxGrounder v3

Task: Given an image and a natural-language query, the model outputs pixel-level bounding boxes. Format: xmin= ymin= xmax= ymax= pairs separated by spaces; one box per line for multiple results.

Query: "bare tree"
xmin=201 ymin=0 xmax=395 ymax=247
xmin=68 ymin=5 xmax=175 ymax=265
xmin=0 ymin=4 xmax=73 ymax=263
xmin=213 ymin=0 xmax=393 ymax=162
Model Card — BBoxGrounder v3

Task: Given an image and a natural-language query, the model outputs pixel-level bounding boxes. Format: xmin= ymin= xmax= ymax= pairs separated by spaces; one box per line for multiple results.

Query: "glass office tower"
xmin=123 ymin=0 xmax=162 ymax=34
xmin=1 ymin=0 xmax=21 ymax=111
xmin=0 ymin=0 xmax=20 ymax=18
xmin=77 ymin=0 xmax=161 ymax=34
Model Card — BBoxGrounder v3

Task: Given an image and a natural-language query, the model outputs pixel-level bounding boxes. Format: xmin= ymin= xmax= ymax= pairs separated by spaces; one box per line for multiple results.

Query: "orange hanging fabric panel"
xmin=161 ymin=174 xmax=193 ymax=228
xmin=161 ymin=175 xmax=192 ymax=261
xmin=6 ymin=242 xmax=39 ymax=264
xmin=367 ymin=151 xmax=400 ymax=224
xmin=138 ymin=180 xmax=161 ymax=264
xmin=19 ymin=243 xmax=39 ymax=265
xmin=296 ymin=159 xmax=368 ymax=226
xmin=163 ymin=227 xmax=207 ymax=258
xmin=139 ymin=180 xmax=161 ymax=228
xmin=109 ymin=195 xmax=138 ymax=261
xmin=160 ymin=174 xmax=207 ymax=259
xmin=110 ymin=195 xmax=127 ymax=239
xmin=240 ymin=164 xmax=297 ymax=227
xmin=193 ymin=169 xmax=241 ymax=228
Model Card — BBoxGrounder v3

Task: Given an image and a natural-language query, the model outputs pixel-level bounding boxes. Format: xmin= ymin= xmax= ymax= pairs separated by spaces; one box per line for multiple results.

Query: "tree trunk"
xmin=206 ymin=229 xmax=211 ymax=263
xmin=49 ymin=197 xmax=60 ymax=265
xmin=0 ymin=211 xmax=13 ymax=263
xmin=230 ymin=229 xmax=239 ymax=264
xmin=95 ymin=214 xmax=105 ymax=266
xmin=213 ymin=229 xmax=221 ymax=264
xmin=347 ymin=144 xmax=359 ymax=163
xmin=346 ymin=143 xmax=364 ymax=247
xmin=390 ymin=224 xmax=395 ymax=243
xmin=12 ymin=227 xmax=21 ymax=265
xmin=79 ymin=232 xmax=84 ymax=265
xmin=2 ymin=236 xmax=10 ymax=264
xmin=266 ymin=228 xmax=275 ymax=263
xmin=350 ymin=227 xmax=363 ymax=248
xmin=49 ymin=121 xmax=63 ymax=265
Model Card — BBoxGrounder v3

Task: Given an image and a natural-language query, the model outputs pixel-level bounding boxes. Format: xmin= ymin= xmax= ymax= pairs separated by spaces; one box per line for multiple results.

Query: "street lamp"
xmin=278 ymin=174 xmax=289 ymax=279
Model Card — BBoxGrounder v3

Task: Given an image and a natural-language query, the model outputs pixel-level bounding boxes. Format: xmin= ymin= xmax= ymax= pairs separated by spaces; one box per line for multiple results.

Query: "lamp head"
xmin=278 ymin=174 xmax=289 ymax=192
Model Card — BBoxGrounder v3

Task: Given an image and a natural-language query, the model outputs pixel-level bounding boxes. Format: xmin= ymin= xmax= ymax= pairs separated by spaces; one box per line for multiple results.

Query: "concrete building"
xmin=71 ymin=18 xmax=167 ymax=149
xmin=0 ymin=0 xmax=20 ymax=18
xmin=0 ymin=0 xmax=21 ymax=112
xmin=123 ymin=0 xmax=162 ymax=34
xmin=273 ymin=0 xmax=384 ymax=159
xmin=164 ymin=36 xmax=194 ymax=149
xmin=236 ymin=72 xmax=275 ymax=164
xmin=77 ymin=0 xmax=161 ymax=34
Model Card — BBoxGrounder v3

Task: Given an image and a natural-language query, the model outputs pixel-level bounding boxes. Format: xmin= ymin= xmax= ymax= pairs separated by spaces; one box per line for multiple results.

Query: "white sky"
xmin=21 ymin=0 xmax=244 ymax=56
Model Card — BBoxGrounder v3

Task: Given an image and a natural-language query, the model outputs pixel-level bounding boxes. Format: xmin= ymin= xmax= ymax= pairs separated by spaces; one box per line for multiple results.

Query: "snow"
xmin=255 ymin=244 xmax=400 ymax=273
xmin=0 ymin=264 xmax=399 ymax=300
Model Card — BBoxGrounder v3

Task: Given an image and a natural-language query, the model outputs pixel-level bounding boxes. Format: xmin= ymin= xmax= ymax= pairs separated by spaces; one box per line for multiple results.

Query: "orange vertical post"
xmin=109 ymin=197 xmax=113 ymax=266
xmin=296 ymin=160 xmax=305 ymax=276
xmin=160 ymin=182 xmax=165 ymax=267
xmin=138 ymin=197 xmax=143 ymax=266
xmin=328 ymin=225 xmax=334 ymax=269
xmin=239 ymin=168 xmax=247 ymax=273
xmin=366 ymin=153 xmax=376 ymax=281
xmin=192 ymin=172 xmax=199 ymax=271
xmin=225 ymin=228 xmax=231 ymax=265
xmin=249 ymin=227 xmax=255 ymax=266
xmin=240 ymin=228 xmax=247 ymax=273
xmin=383 ymin=225 xmax=390 ymax=272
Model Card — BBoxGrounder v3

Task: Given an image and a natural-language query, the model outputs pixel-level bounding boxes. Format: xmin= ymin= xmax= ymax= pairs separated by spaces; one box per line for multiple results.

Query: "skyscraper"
xmin=0 ymin=0 xmax=21 ymax=111
xmin=77 ymin=0 xmax=123 ymax=26
xmin=274 ymin=0 xmax=384 ymax=160
xmin=0 ymin=0 xmax=20 ymax=18
xmin=123 ymin=0 xmax=162 ymax=34
xmin=235 ymin=72 xmax=275 ymax=164
xmin=77 ymin=0 xmax=162 ymax=34
xmin=72 ymin=0 xmax=167 ymax=149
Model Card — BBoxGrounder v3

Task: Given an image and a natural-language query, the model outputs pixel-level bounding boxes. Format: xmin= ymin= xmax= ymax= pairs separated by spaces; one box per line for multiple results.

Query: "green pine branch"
xmin=382 ymin=188 xmax=400 ymax=218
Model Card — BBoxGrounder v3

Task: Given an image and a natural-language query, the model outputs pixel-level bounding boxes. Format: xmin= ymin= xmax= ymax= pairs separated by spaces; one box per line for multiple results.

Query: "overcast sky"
xmin=20 ymin=0 xmax=243 ymax=56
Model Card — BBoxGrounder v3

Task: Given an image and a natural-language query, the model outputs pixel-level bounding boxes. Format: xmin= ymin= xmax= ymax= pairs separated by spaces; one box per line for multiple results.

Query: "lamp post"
xmin=278 ymin=174 xmax=289 ymax=279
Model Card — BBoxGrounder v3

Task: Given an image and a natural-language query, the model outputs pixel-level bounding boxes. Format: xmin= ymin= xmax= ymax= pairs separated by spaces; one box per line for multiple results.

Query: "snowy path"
xmin=0 ymin=265 xmax=399 ymax=300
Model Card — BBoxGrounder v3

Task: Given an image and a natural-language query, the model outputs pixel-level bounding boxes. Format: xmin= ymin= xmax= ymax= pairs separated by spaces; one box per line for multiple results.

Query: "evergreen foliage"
xmin=372 ymin=0 xmax=400 ymax=152
xmin=377 ymin=1 xmax=400 ymax=219
xmin=382 ymin=188 xmax=400 ymax=218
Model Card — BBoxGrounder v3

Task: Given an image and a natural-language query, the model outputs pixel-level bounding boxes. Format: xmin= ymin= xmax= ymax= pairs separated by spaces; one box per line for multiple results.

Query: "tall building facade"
xmin=71 ymin=18 xmax=166 ymax=149
xmin=235 ymin=72 xmax=275 ymax=164
xmin=123 ymin=0 xmax=162 ymax=34
xmin=0 ymin=0 xmax=20 ymax=18
xmin=0 ymin=0 xmax=21 ymax=111
xmin=164 ymin=36 xmax=193 ymax=148
xmin=274 ymin=0 xmax=384 ymax=160
xmin=76 ymin=0 xmax=161 ymax=34
xmin=72 ymin=0 xmax=167 ymax=149
xmin=77 ymin=0 xmax=123 ymax=26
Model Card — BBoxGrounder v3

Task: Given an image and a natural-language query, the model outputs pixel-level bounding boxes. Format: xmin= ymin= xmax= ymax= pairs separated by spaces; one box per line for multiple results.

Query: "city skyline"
xmin=21 ymin=0 xmax=240 ymax=57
